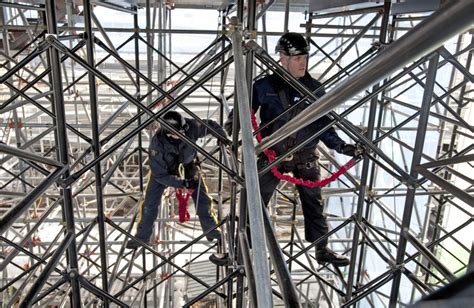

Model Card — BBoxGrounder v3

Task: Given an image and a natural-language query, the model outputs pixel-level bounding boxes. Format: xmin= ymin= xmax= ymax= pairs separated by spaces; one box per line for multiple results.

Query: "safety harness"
xmin=252 ymin=110 xmax=356 ymax=188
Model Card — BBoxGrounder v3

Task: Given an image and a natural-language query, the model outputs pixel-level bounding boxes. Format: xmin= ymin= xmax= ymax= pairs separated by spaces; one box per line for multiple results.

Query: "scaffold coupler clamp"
xmin=227 ymin=16 xmax=242 ymax=34
xmin=403 ymin=176 xmax=420 ymax=189
xmin=355 ymin=142 xmax=368 ymax=158
xmin=45 ymin=33 xmax=58 ymax=43
xmin=68 ymin=268 xmax=79 ymax=279
xmin=372 ymin=40 xmax=389 ymax=51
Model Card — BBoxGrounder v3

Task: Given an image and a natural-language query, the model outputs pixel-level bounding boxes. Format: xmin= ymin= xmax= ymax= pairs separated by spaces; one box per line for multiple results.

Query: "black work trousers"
xmin=135 ymin=172 xmax=219 ymax=243
xmin=258 ymin=157 xmax=329 ymax=248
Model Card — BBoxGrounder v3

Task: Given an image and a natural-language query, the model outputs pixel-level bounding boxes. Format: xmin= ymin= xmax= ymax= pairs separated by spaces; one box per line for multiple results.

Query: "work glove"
xmin=224 ymin=108 xmax=236 ymax=137
xmin=218 ymin=136 xmax=233 ymax=148
xmin=183 ymin=162 xmax=196 ymax=176
xmin=183 ymin=178 xmax=199 ymax=189
xmin=337 ymin=143 xmax=367 ymax=158
xmin=224 ymin=117 xmax=233 ymax=136
xmin=337 ymin=143 xmax=356 ymax=156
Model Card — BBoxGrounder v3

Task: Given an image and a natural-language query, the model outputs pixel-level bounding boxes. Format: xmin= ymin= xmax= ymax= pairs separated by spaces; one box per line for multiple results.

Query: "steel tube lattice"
xmin=0 ymin=0 xmax=472 ymax=307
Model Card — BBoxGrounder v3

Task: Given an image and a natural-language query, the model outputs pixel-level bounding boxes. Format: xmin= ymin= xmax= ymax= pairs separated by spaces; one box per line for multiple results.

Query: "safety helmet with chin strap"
xmin=275 ymin=32 xmax=310 ymax=56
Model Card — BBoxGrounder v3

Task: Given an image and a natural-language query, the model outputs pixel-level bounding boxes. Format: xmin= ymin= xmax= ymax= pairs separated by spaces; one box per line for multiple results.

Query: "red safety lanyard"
xmin=251 ymin=111 xmax=356 ymax=188
xmin=176 ymin=188 xmax=193 ymax=223
xmin=175 ymin=111 xmax=355 ymax=217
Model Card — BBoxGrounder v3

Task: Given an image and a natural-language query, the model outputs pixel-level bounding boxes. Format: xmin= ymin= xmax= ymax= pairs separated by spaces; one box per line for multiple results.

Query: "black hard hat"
xmin=162 ymin=111 xmax=186 ymax=134
xmin=275 ymin=32 xmax=310 ymax=56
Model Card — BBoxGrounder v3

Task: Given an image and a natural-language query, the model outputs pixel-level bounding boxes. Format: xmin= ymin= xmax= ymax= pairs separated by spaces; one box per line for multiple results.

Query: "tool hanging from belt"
xmin=176 ymin=163 xmax=193 ymax=223
xmin=251 ymin=111 xmax=356 ymax=188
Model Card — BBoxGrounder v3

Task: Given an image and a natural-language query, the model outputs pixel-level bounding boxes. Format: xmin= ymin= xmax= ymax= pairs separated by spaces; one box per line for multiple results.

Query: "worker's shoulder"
xmin=254 ymin=74 xmax=279 ymax=89
xmin=183 ymin=117 xmax=201 ymax=129
xmin=151 ymin=132 xmax=166 ymax=148
xmin=302 ymin=72 xmax=323 ymax=89
xmin=254 ymin=73 xmax=273 ymax=84
xmin=181 ymin=118 xmax=202 ymax=138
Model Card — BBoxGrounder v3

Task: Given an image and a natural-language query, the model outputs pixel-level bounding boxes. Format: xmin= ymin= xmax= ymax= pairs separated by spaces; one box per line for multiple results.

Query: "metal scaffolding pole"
xmin=229 ymin=16 xmax=273 ymax=308
xmin=403 ymin=230 xmax=456 ymax=283
xmin=83 ymin=0 xmax=109 ymax=304
xmin=388 ymin=54 xmax=440 ymax=307
xmin=247 ymin=0 xmax=299 ymax=306
xmin=346 ymin=1 xmax=392 ymax=301
xmin=44 ymin=0 xmax=81 ymax=305
xmin=0 ymin=142 xmax=62 ymax=167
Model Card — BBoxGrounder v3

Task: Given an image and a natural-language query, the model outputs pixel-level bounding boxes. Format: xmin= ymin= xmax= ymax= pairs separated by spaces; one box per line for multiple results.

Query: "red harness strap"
xmin=251 ymin=111 xmax=356 ymax=188
xmin=176 ymin=188 xmax=194 ymax=223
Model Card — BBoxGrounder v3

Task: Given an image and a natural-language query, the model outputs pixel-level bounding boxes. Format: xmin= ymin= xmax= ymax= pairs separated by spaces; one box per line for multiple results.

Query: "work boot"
xmin=316 ymin=247 xmax=350 ymax=267
xmin=206 ymin=230 xmax=222 ymax=242
xmin=209 ymin=253 xmax=228 ymax=266
xmin=125 ymin=238 xmax=148 ymax=250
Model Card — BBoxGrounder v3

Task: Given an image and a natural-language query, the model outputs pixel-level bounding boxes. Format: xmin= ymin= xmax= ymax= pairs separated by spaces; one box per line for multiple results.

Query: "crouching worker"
xmin=126 ymin=111 xmax=227 ymax=249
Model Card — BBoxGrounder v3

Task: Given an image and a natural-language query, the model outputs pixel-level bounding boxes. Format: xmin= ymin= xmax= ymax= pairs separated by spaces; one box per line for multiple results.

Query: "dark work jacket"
xmin=148 ymin=118 xmax=226 ymax=188
xmin=252 ymin=72 xmax=345 ymax=156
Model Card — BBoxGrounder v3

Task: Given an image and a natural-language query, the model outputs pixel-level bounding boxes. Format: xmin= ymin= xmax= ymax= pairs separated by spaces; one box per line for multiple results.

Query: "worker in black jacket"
xmin=225 ymin=33 xmax=362 ymax=266
xmin=127 ymin=111 xmax=226 ymax=249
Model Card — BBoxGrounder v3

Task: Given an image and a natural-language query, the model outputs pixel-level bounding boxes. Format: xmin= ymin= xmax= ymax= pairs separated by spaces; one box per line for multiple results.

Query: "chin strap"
xmin=251 ymin=111 xmax=356 ymax=188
